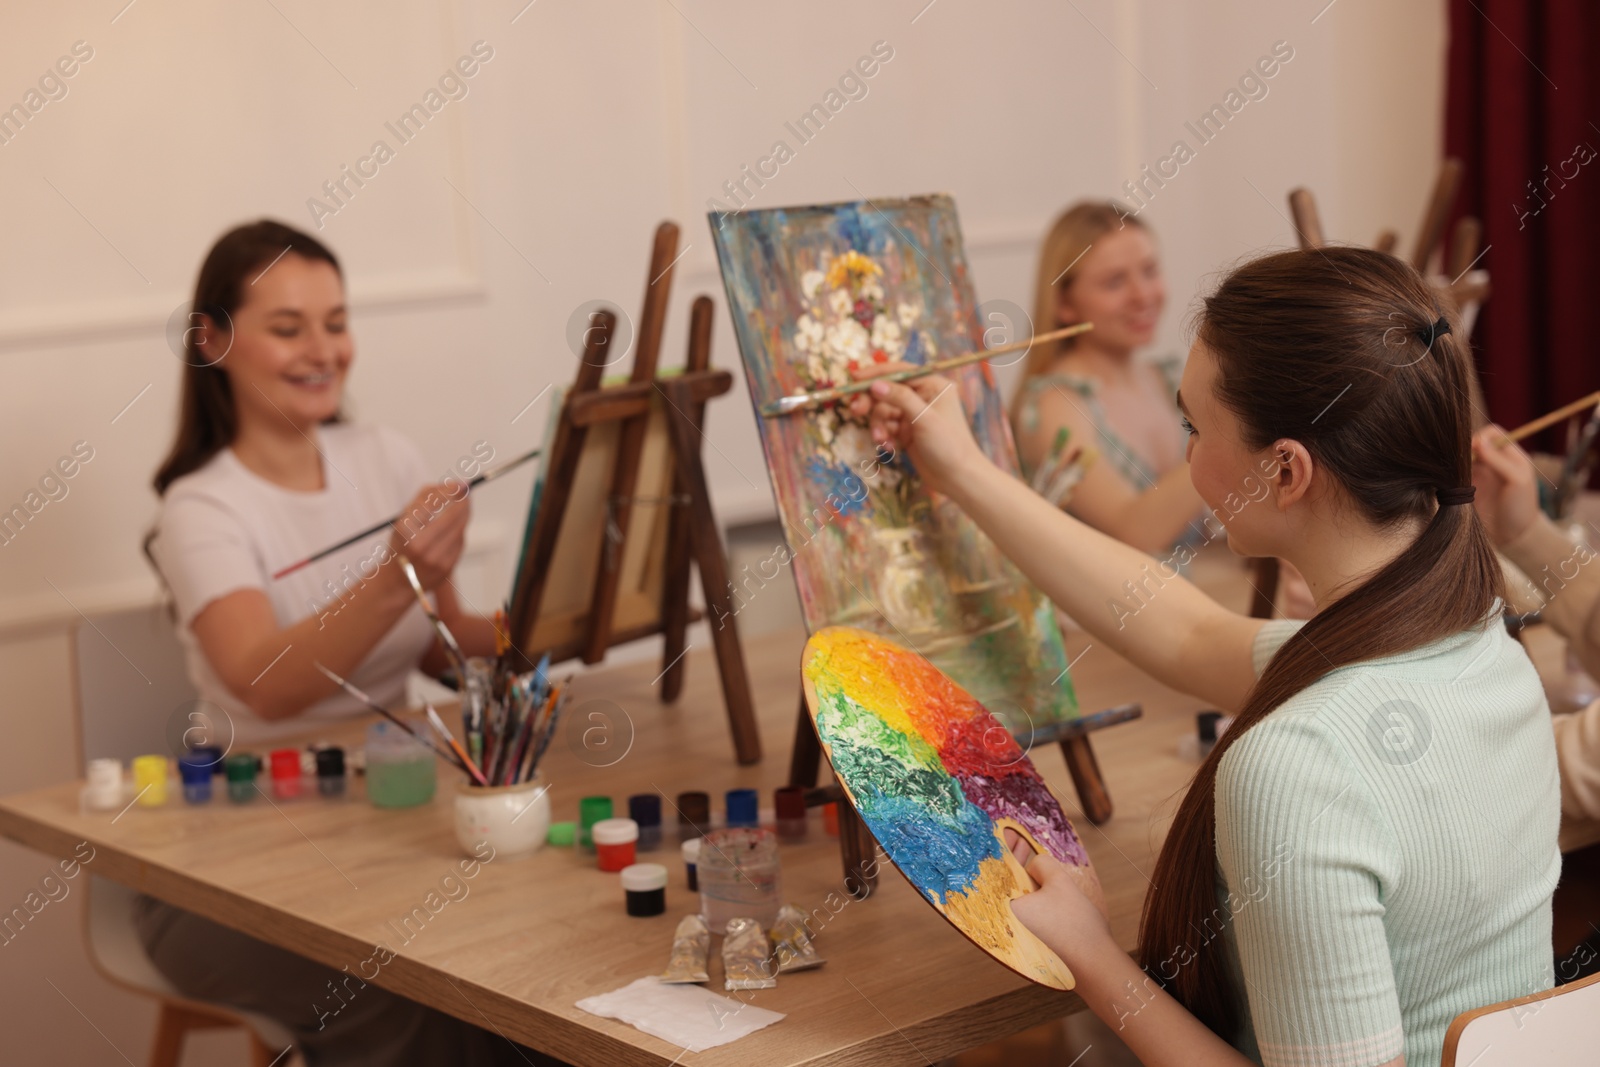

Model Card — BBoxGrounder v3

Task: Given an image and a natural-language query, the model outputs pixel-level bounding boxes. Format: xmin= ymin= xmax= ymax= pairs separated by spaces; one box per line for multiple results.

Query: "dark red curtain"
xmin=1445 ymin=0 xmax=1600 ymax=439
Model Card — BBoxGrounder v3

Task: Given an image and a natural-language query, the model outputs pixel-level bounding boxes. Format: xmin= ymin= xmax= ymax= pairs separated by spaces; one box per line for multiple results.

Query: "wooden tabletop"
xmin=0 ymin=549 xmax=1585 ymax=1065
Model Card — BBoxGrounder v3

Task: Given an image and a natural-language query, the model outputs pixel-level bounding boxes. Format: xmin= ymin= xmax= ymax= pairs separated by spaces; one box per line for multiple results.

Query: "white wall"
xmin=0 ymin=1 xmax=1444 ymax=1062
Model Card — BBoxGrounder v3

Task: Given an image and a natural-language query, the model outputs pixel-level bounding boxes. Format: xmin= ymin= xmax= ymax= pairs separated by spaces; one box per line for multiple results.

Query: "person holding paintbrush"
xmin=136 ymin=219 xmax=555 ymax=1065
xmin=853 ymin=245 xmax=1558 ymax=1066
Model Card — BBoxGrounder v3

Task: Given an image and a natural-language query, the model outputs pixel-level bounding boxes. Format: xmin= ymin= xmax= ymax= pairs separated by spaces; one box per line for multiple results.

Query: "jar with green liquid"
xmin=365 ymin=721 xmax=436 ymax=808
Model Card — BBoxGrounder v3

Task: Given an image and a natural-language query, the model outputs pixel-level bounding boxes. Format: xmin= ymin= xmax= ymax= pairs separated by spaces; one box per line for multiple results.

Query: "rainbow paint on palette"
xmin=802 ymin=626 xmax=1104 ymax=989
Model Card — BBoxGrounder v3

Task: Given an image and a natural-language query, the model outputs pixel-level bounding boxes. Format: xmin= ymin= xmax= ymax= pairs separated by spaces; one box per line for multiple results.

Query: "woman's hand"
xmin=389 ymin=483 xmax=471 ymax=591
xmin=844 ymin=362 xmax=989 ymax=498
xmin=1005 ymin=829 xmax=1116 ymax=971
xmin=1470 ymin=425 xmax=1540 ymax=548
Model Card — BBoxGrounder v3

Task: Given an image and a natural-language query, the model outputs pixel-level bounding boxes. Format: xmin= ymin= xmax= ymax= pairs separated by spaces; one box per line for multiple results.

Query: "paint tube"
xmin=660 ymin=914 xmax=710 ymax=984
xmin=722 ymin=917 xmax=776 ymax=991
xmin=770 ymin=904 xmax=825 ymax=973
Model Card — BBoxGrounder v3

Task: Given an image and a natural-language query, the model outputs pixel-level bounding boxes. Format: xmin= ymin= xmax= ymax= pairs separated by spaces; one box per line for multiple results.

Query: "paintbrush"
xmin=313 ymin=661 xmax=467 ymax=772
xmin=396 ymin=554 xmax=470 ymax=682
xmin=425 ymin=703 xmax=489 ymax=786
xmin=271 ymin=445 xmax=542 ymax=579
xmin=759 ymin=322 xmax=1094 ymax=417
xmin=1498 ymin=391 xmax=1600 ymax=446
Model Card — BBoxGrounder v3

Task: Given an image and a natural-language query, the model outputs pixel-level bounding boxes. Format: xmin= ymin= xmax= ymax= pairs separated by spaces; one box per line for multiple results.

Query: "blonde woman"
xmin=1011 ymin=203 xmax=1204 ymax=555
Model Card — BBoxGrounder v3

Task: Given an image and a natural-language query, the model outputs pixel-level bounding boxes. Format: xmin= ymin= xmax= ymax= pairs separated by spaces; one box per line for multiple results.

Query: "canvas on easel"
xmin=507 ymin=222 xmax=761 ymax=764
xmin=709 ymin=194 xmax=1136 ymax=826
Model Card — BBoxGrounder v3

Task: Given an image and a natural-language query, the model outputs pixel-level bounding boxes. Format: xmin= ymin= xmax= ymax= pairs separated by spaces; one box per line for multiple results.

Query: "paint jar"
xmin=593 ymin=818 xmax=639 ymax=872
xmin=270 ymin=749 xmax=303 ymax=800
xmin=132 ymin=755 xmax=168 ymax=807
xmin=628 ymin=794 xmax=663 ymax=852
xmin=621 ymin=863 xmax=668 ymax=917
xmin=578 ymin=796 xmax=613 ymax=853
xmin=315 ymin=747 xmax=346 ymax=797
xmin=823 ymin=802 xmax=839 ymax=837
xmin=681 ymin=837 xmax=701 ymax=891
xmin=698 ymin=827 xmax=781 ymax=932
xmin=177 ymin=753 xmax=214 ymax=805
xmin=676 ymin=791 xmax=710 ymax=841
xmin=725 ymin=788 xmax=758 ymax=828
xmin=547 ymin=821 xmax=575 ymax=847
xmin=365 ymin=722 xmax=436 ymax=808
xmin=189 ymin=745 xmax=224 ymax=775
xmin=775 ymin=787 xmax=808 ymax=842
xmin=85 ymin=759 xmax=123 ymax=811
xmin=224 ymin=753 xmax=258 ymax=803
xmin=454 ymin=778 xmax=550 ymax=860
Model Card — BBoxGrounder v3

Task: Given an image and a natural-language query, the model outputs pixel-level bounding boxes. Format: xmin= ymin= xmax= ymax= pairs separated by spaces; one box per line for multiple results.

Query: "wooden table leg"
xmin=1060 ymin=735 xmax=1113 ymax=825
xmin=789 ymin=690 xmax=821 ymax=787
xmin=837 ymin=801 xmax=879 ymax=900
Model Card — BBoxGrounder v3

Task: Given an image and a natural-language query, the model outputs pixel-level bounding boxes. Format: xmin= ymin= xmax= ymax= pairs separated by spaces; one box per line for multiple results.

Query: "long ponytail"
xmin=1137 ymin=246 xmax=1503 ymax=1036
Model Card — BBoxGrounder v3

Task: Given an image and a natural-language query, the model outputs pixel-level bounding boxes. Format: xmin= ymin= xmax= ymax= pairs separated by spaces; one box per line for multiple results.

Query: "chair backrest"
xmin=71 ymin=603 xmax=203 ymax=765
xmin=1442 ymin=971 xmax=1600 ymax=1066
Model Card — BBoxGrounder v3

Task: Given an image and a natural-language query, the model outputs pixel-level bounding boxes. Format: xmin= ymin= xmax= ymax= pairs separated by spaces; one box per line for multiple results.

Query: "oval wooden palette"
xmin=800 ymin=626 xmax=1104 ymax=990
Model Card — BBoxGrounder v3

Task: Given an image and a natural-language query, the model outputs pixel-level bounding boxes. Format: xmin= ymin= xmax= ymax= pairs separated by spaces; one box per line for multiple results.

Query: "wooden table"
xmin=0 ymin=549 xmax=1583 ymax=1065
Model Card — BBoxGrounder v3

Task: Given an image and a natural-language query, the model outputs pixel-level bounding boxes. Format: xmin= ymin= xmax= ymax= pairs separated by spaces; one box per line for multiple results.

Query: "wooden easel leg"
xmin=1059 ymin=736 xmax=1113 ymax=825
xmin=657 ymin=297 xmax=714 ymax=704
xmin=661 ymin=378 xmax=762 ymax=765
xmin=789 ymin=688 xmax=821 ymax=787
xmin=837 ymin=801 xmax=879 ymax=900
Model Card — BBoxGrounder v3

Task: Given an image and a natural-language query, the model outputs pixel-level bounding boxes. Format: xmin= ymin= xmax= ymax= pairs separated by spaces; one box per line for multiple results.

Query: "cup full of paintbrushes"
xmin=450 ymin=652 xmax=568 ymax=860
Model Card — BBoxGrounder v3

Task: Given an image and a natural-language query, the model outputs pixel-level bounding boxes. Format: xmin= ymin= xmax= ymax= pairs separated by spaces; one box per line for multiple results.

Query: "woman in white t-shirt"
xmin=138 ymin=219 xmax=556 ymax=1066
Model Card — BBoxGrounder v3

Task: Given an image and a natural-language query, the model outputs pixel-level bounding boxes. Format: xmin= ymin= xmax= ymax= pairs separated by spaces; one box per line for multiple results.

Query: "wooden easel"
xmin=1249 ymin=160 xmax=1494 ymax=617
xmin=507 ymin=223 xmax=762 ymax=764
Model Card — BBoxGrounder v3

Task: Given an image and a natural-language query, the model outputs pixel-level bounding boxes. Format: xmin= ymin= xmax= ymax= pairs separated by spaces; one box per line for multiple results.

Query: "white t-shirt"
xmin=149 ymin=424 xmax=437 ymax=746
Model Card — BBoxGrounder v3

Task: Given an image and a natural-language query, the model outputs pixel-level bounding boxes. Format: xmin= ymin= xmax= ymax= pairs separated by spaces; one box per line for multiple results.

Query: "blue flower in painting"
xmin=806 ymin=454 xmax=868 ymax=516
xmin=903 ymin=329 xmax=928 ymax=366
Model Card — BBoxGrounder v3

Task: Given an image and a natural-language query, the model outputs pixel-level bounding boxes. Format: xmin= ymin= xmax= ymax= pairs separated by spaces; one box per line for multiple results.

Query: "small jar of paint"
xmin=189 ymin=745 xmax=224 ymax=775
xmin=823 ymin=801 xmax=840 ymax=837
xmin=725 ymin=788 xmax=759 ymax=829
xmin=681 ymin=837 xmax=701 ymax=891
xmin=177 ymin=752 xmax=214 ymax=805
xmin=775 ymin=786 xmax=808 ymax=841
xmin=578 ymin=796 xmax=613 ymax=853
xmin=547 ymin=821 xmax=576 ymax=847
xmin=132 ymin=755 xmax=168 ymax=807
xmin=621 ymin=863 xmax=667 ymax=917
xmin=315 ymin=747 xmax=347 ymax=797
xmin=84 ymin=758 xmax=123 ymax=811
xmin=628 ymin=794 xmax=662 ymax=852
xmin=269 ymin=749 xmax=303 ymax=800
xmin=365 ymin=722 xmax=436 ymax=808
xmin=698 ymin=827 xmax=781 ymax=931
xmin=224 ymin=753 xmax=258 ymax=803
xmin=592 ymin=818 xmax=639 ymax=872
xmin=676 ymin=791 xmax=709 ymax=841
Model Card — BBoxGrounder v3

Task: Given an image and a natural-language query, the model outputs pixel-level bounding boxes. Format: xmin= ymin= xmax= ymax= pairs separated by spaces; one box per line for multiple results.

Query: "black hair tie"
xmin=1436 ymin=485 xmax=1476 ymax=506
xmin=1420 ymin=316 xmax=1451 ymax=347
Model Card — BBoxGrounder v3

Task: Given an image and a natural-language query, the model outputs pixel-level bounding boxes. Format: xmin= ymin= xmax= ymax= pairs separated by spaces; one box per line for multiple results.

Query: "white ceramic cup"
xmin=453 ymin=778 xmax=550 ymax=861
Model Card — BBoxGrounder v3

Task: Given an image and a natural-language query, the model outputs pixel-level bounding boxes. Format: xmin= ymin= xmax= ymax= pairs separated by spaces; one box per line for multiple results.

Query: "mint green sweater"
xmin=1209 ymin=615 xmax=1560 ymax=1067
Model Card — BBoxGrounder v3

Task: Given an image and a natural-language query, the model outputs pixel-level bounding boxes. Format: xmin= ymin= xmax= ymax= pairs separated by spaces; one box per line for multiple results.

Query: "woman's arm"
xmin=190 ymin=484 xmax=471 ymax=719
xmin=860 ymin=375 xmax=1264 ymax=711
xmin=1018 ymin=385 xmax=1206 ymax=554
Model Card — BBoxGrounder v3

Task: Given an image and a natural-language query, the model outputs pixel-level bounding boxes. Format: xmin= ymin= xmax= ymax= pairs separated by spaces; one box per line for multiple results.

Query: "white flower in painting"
xmin=816 ymin=409 xmax=836 ymax=445
xmin=827 ymin=288 xmax=853 ymax=317
xmin=861 ymin=279 xmax=884 ymax=303
xmin=793 ymin=313 xmax=823 ymax=354
xmin=896 ymin=301 xmax=920 ymax=328
xmin=824 ymin=318 xmax=870 ymax=364
xmin=870 ymin=315 xmax=902 ymax=354
xmin=801 ymin=270 xmax=825 ymax=300
xmin=830 ymin=420 xmax=876 ymax=467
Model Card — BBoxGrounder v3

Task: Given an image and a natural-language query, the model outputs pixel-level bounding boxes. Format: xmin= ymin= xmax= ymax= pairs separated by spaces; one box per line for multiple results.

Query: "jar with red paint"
xmin=592 ymin=817 xmax=639 ymax=872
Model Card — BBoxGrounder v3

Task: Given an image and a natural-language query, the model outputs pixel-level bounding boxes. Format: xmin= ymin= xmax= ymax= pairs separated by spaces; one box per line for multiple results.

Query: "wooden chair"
xmin=1442 ymin=970 xmax=1600 ymax=1066
xmin=71 ymin=605 xmax=293 ymax=1067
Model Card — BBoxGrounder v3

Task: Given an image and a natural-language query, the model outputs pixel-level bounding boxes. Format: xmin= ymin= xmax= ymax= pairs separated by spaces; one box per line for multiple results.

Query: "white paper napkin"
xmin=575 ymin=976 xmax=785 ymax=1053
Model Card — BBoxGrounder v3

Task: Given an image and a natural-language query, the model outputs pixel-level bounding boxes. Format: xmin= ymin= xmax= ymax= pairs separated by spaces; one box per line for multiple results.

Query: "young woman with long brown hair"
xmin=854 ymin=245 xmax=1559 ymax=1066
xmin=137 ymin=220 xmax=555 ymax=1065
